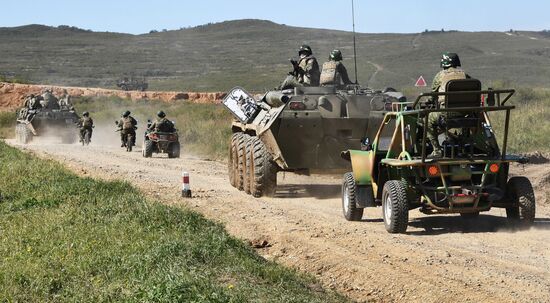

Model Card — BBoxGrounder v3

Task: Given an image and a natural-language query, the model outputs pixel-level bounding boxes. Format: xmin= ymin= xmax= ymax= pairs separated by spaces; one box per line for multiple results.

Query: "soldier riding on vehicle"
xmin=427 ymin=52 xmax=471 ymax=157
xmin=117 ymin=110 xmax=138 ymax=148
xmin=78 ymin=111 xmax=94 ymax=144
xmin=279 ymin=44 xmax=320 ymax=89
xmin=148 ymin=110 xmax=175 ymax=132
xmin=320 ymin=49 xmax=354 ymax=89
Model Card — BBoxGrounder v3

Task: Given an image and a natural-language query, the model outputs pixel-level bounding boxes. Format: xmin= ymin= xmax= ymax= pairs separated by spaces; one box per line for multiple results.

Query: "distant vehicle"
xmin=116 ymin=77 xmax=148 ymax=91
xmin=223 ymin=85 xmax=406 ymax=197
xmin=142 ymin=120 xmax=180 ymax=158
xmin=340 ymin=80 xmax=535 ymax=233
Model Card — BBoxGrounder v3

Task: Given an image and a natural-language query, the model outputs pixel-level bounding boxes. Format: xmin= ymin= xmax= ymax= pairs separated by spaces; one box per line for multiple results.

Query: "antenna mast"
xmin=352 ymin=0 xmax=358 ymax=84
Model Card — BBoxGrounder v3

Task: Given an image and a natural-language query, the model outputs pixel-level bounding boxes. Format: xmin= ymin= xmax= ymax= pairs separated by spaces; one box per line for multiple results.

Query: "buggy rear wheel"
xmin=382 ymin=180 xmax=409 ymax=234
xmin=342 ymin=172 xmax=364 ymax=221
xmin=505 ymin=176 xmax=535 ymax=225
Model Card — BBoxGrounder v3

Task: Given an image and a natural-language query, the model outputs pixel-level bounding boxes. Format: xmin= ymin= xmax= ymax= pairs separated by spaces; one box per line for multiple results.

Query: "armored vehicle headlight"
xmin=288 ymin=101 xmax=306 ymax=110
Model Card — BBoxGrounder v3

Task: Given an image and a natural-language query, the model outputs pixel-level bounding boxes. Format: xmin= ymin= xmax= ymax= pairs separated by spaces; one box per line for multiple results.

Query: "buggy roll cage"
xmin=388 ymin=89 xmax=516 ymax=163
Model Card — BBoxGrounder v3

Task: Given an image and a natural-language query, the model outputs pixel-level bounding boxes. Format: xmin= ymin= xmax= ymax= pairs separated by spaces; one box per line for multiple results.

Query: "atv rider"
xmin=320 ymin=49 xmax=354 ymax=89
xmin=279 ymin=44 xmax=320 ymax=90
xmin=117 ymin=110 xmax=138 ymax=147
xmin=78 ymin=111 xmax=94 ymax=142
xmin=148 ymin=111 xmax=175 ymax=132
xmin=427 ymin=52 xmax=471 ymax=157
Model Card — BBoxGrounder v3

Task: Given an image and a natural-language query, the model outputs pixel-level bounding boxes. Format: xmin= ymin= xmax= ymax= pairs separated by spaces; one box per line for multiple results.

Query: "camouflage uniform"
xmin=148 ymin=117 xmax=175 ymax=132
xmin=78 ymin=116 xmax=94 ymax=141
xmin=280 ymin=46 xmax=321 ymax=90
xmin=118 ymin=116 xmax=137 ymax=146
xmin=320 ymin=61 xmax=353 ymax=88
xmin=427 ymin=67 xmax=470 ymax=146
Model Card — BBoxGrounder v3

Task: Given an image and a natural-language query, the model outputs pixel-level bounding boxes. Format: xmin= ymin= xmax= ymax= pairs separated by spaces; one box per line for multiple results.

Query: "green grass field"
xmin=0 ymin=141 xmax=346 ymax=302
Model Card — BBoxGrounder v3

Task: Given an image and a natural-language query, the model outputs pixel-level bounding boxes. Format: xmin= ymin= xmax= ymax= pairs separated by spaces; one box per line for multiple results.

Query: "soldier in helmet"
xmin=426 ymin=52 xmax=471 ymax=157
xmin=320 ymin=49 xmax=354 ymax=88
xmin=279 ymin=44 xmax=320 ymax=89
xmin=117 ymin=110 xmax=138 ymax=147
xmin=148 ymin=110 xmax=175 ymax=132
xmin=78 ymin=111 xmax=94 ymax=142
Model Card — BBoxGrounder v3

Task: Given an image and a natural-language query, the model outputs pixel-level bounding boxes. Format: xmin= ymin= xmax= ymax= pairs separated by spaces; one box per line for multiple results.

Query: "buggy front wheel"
xmin=382 ymin=180 xmax=409 ymax=234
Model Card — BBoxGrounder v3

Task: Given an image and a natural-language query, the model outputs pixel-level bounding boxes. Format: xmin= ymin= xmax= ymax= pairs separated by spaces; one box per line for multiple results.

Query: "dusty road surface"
xmin=8 ymin=139 xmax=550 ymax=303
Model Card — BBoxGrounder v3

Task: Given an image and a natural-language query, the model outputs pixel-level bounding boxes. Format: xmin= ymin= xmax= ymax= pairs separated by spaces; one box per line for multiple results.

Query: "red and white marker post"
xmin=182 ymin=171 xmax=192 ymax=198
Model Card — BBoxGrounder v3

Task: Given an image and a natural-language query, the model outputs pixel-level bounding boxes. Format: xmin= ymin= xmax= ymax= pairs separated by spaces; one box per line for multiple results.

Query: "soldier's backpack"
xmin=320 ymin=61 xmax=340 ymax=86
xmin=156 ymin=118 xmax=174 ymax=132
xmin=122 ymin=117 xmax=134 ymax=130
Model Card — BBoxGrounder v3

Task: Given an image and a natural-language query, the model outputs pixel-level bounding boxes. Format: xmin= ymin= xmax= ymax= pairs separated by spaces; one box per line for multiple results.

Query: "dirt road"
xmin=8 ymin=140 xmax=550 ymax=303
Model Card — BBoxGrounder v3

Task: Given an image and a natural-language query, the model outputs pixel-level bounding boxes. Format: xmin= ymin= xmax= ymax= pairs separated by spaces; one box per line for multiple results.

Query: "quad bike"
xmin=341 ymin=79 xmax=535 ymax=233
xmin=142 ymin=121 xmax=180 ymax=158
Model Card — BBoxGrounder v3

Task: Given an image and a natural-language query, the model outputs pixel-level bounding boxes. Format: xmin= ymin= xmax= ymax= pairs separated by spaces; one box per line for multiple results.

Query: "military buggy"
xmin=341 ymin=79 xmax=535 ymax=233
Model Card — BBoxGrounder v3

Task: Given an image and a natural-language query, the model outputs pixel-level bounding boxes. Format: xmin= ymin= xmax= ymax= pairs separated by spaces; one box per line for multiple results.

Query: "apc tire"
xmin=143 ymin=140 xmax=153 ymax=158
xmin=342 ymin=172 xmax=364 ymax=221
xmin=243 ymin=135 xmax=253 ymax=195
xmin=382 ymin=180 xmax=409 ymax=234
xmin=505 ymin=177 xmax=535 ymax=225
xmin=228 ymin=133 xmax=242 ymax=188
xmin=249 ymin=136 xmax=277 ymax=197
xmin=237 ymin=134 xmax=250 ymax=192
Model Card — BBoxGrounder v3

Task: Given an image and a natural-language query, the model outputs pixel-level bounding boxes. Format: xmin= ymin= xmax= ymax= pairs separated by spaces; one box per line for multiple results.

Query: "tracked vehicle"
xmin=224 ymin=85 xmax=406 ymax=197
xmin=340 ymin=79 xmax=535 ymax=233
xmin=16 ymin=106 xmax=79 ymax=144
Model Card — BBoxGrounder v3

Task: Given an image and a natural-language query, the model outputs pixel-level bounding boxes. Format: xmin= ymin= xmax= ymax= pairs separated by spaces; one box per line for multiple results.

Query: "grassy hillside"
xmin=0 ymin=141 xmax=346 ymax=302
xmin=2 ymin=20 xmax=550 ymax=91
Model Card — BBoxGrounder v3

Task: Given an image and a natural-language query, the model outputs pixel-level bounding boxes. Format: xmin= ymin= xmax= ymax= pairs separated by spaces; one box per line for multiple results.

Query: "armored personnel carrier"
xmin=116 ymin=77 xmax=148 ymax=91
xmin=224 ymin=85 xmax=406 ymax=197
xmin=15 ymin=106 xmax=80 ymax=144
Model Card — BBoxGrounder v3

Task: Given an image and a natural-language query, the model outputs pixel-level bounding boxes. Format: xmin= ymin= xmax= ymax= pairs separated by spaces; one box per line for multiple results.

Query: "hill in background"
xmin=2 ymin=20 xmax=550 ymax=91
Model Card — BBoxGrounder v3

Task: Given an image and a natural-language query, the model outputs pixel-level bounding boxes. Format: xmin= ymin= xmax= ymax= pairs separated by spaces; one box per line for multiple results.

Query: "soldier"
xmin=320 ymin=49 xmax=354 ymax=88
xmin=427 ymin=52 xmax=471 ymax=157
xmin=78 ymin=111 xmax=94 ymax=142
xmin=279 ymin=44 xmax=320 ymax=89
xmin=58 ymin=89 xmax=72 ymax=108
xmin=148 ymin=111 xmax=175 ymax=132
xmin=117 ymin=110 xmax=138 ymax=147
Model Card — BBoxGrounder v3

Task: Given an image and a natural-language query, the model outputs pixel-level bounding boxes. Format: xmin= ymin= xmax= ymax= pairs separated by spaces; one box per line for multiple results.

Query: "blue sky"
xmin=2 ymin=0 xmax=549 ymax=34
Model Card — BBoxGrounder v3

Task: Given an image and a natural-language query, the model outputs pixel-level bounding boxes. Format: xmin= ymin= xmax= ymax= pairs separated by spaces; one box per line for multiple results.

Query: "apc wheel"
xmin=228 ymin=133 xmax=242 ymax=188
xmin=243 ymin=135 xmax=253 ymax=195
xmin=143 ymin=140 xmax=153 ymax=158
xmin=342 ymin=172 xmax=364 ymax=221
xmin=382 ymin=180 xmax=409 ymax=234
xmin=249 ymin=136 xmax=277 ymax=197
xmin=237 ymin=134 xmax=250 ymax=192
xmin=505 ymin=176 xmax=535 ymax=224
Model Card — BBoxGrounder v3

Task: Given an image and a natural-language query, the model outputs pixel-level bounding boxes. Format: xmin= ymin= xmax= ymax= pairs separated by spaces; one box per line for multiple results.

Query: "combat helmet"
xmin=157 ymin=110 xmax=166 ymax=118
xmin=82 ymin=111 xmax=89 ymax=117
xmin=122 ymin=110 xmax=131 ymax=117
xmin=329 ymin=49 xmax=343 ymax=61
xmin=298 ymin=44 xmax=313 ymax=56
xmin=440 ymin=52 xmax=461 ymax=69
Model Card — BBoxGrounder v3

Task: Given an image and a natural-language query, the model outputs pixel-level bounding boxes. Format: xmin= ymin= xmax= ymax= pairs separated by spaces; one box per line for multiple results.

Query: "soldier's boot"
xmin=428 ymin=139 xmax=443 ymax=158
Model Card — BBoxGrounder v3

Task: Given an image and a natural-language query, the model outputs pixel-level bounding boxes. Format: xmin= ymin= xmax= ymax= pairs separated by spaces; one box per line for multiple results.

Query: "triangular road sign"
xmin=415 ymin=75 xmax=427 ymax=87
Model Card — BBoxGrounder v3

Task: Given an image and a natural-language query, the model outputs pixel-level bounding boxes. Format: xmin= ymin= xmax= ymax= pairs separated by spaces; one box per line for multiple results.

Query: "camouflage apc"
xmin=224 ymin=85 xmax=406 ymax=197
xmin=15 ymin=104 xmax=80 ymax=144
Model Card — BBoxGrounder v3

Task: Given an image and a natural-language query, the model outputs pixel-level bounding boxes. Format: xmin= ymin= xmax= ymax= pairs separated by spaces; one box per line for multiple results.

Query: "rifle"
xmin=288 ymin=58 xmax=303 ymax=77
